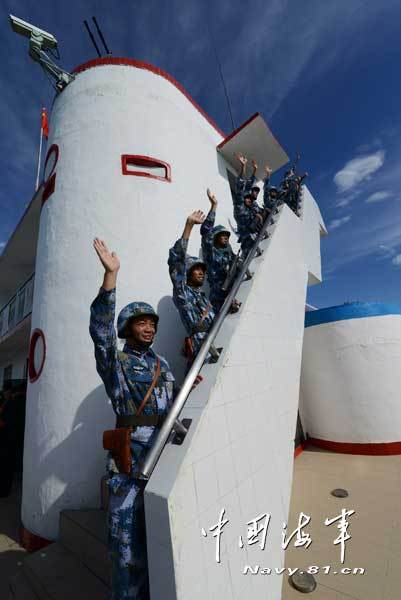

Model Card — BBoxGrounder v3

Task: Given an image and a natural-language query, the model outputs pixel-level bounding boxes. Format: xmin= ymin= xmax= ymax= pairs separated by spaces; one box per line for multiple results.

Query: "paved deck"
xmin=0 ymin=476 xmax=26 ymax=598
xmin=282 ymin=447 xmax=401 ymax=600
xmin=2 ymin=452 xmax=401 ymax=599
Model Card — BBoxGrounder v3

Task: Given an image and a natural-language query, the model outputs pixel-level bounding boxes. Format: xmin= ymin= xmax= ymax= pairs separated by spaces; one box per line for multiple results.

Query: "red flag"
xmin=41 ymin=107 xmax=49 ymax=139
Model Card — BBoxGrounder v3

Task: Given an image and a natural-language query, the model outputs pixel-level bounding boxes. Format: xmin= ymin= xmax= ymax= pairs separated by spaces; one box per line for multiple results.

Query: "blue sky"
xmin=1 ymin=0 xmax=401 ymax=308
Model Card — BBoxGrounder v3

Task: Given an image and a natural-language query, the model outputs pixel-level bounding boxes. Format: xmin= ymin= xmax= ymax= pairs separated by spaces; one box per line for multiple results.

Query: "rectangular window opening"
xmin=121 ymin=155 xmax=171 ymax=182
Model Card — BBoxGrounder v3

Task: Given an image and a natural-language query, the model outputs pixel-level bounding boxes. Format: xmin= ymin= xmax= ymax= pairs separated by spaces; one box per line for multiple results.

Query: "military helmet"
xmin=212 ymin=224 xmax=231 ymax=240
xmin=117 ymin=302 xmax=159 ymax=338
xmin=186 ymin=255 xmax=206 ymax=276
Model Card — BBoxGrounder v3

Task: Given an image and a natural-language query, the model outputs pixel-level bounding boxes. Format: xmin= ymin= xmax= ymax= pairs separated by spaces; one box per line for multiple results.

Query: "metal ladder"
xmin=135 ymin=192 xmax=301 ymax=480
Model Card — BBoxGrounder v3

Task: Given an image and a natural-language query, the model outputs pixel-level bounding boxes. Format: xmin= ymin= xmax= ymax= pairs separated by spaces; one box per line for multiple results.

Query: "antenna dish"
xmin=9 ymin=14 xmax=74 ymax=92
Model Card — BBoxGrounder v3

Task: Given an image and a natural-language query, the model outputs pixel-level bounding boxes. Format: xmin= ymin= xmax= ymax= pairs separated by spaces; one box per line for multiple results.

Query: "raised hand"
xmin=235 ymin=152 xmax=247 ymax=167
xmin=251 ymin=159 xmax=258 ymax=173
xmin=264 ymin=164 xmax=272 ymax=177
xmin=187 ymin=210 xmax=206 ymax=226
xmin=93 ymin=238 xmax=120 ymax=273
xmin=207 ymin=188 xmax=218 ymax=209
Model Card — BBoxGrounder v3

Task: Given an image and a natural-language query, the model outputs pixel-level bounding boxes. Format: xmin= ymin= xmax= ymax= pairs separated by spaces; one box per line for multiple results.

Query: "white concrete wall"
xmin=300 ymin=186 xmax=327 ymax=286
xmin=146 ymin=204 xmax=312 ymax=600
xmin=300 ymin=314 xmax=401 ymax=443
xmin=22 ymin=62 xmax=245 ymax=540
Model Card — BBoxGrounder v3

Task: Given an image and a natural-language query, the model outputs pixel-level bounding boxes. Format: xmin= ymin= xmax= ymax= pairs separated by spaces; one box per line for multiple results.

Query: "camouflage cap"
xmin=117 ymin=302 xmax=159 ymax=338
xmin=186 ymin=255 xmax=206 ymax=275
xmin=212 ymin=224 xmax=231 ymax=240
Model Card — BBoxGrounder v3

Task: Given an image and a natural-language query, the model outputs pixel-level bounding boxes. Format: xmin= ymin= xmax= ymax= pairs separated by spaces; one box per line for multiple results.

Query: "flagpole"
xmin=35 ymin=124 xmax=43 ymax=192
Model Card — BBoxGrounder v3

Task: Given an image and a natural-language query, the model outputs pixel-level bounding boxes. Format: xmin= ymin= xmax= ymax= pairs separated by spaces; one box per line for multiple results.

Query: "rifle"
xmin=291 ymin=152 xmax=301 ymax=173
xmin=222 ymin=250 xmax=241 ymax=292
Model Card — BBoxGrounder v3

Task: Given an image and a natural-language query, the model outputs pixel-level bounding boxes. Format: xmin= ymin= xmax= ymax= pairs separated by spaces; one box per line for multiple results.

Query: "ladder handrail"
xmin=137 ymin=197 xmax=286 ymax=480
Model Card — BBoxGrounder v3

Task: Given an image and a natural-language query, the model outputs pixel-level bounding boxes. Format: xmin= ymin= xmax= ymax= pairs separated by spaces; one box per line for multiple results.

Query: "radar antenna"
xmin=9 ymin=14 xmax=74 ymax=92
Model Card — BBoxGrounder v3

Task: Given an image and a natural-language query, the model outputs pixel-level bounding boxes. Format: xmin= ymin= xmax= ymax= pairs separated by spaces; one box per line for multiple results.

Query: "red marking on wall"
xmin=72 ymin=57 xmax=225 ymax=138
xmin=217 ymin=112 xmax=260 ymax=149
xmin=294 ymin=442 xmax=307 ymax=459
xmin=28 ymin=328 xmax=46 ymax=383
xmin=121 ymin=155 xmax=171 ymax=182
xmin=20 ymin=525 xmax=52 ymax=553
xmin=42 ymin=144 xmax=59 ymax=207
xmin=42 ymin=173 xmax=56 ymax=204
xmin=307 ymin=436 xmax=401 ymax=456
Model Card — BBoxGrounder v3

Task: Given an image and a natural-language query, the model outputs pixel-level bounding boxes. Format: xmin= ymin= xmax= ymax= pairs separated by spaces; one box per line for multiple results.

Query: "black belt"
xmin=116 ymin=414 xmax=166 ymax=429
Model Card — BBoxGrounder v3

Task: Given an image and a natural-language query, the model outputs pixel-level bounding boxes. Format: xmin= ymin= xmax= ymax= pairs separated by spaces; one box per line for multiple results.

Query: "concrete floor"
xmin=0 ymin=476 xmax=26 ymax=599
xmin=2 ymin=452 xmax=400 ymax=600
xmin=282 ymin=447 xmax=401 ymax=600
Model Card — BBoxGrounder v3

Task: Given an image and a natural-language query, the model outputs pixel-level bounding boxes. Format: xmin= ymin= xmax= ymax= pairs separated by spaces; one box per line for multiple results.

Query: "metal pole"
xmin=84 ymin=20 xmax=101 ymax=58
xmin=207 ymin=20 xmax=235 ymax=131
xmin=92 ymin=16 xmax=111 ymax=55
xmin=137 ymin=200 xmax=283 ymax=480
xmin=35 ymin=125 xmax=43 ymax=192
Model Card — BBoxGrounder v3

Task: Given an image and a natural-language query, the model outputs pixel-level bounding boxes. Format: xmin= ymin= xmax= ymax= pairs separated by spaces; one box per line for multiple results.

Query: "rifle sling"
xmin=116 ymin=357 xmax=161 ymax=428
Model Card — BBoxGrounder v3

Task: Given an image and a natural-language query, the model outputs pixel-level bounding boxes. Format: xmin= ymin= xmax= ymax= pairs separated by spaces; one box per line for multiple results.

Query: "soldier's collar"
xmin=122 ymin=343 xmax=154 ymax=357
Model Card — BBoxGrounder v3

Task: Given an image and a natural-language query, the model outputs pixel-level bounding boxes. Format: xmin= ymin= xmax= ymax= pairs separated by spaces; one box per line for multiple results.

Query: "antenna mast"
xmin=83 ymin=17 xmax=112 ymax=57
xmin=83 ymin=20 xmax=101 ymax=57
xmin=207 ymin=21 xmax=235 ymax=131
xmin=92 ymin=17 xmax=111 ymax=55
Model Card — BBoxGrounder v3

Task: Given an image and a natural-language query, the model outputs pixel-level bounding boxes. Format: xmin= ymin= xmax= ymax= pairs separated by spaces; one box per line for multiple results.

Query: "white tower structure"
xmin=21 ymin=57 xmax=291 ymax=543
xmin=300 ymin=302 xmax=401 ymax=453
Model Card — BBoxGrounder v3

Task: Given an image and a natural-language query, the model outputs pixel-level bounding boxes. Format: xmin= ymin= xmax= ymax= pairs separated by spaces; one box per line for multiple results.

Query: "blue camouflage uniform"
xmin=90 ymin=287 xmax=175 ymax=600
xmin=281 ymin=171 xmax=306 ymax=214
xmin=200 ymin=210 xmax=235 ymax=312
xmin=263 ymin=174 xmax=278 ymax=212
xmin=233 ymin=174 xmax=264 ymax=255
xmin=168 ymin=237 xmax=215 ymax=358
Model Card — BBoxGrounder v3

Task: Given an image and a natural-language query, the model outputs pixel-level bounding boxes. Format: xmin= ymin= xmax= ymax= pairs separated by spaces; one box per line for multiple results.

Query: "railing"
xmin=0 ymin=274 xmax=35 ymax=339
xmin=136 ymin=194 xmax=292 ymax=480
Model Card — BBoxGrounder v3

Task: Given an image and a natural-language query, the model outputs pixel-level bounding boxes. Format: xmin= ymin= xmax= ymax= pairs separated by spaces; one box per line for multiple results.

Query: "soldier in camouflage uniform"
xmin=262 ymin=164 xmax=281 ymax=215
xmin=280 ymin=163 xmax=308 ymax=214
xmin=233 ymin=154 xmax=265 ymax=256
xmin=200 ymin=189 xmax=241 ymax=313
xmin=168 ymin=210 xmax=215 ymax=362
xmin=90 ymin=238 xmax=175 ymax=600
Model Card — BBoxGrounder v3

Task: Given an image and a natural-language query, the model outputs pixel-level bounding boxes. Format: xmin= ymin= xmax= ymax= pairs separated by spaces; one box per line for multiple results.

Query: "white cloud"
xmin=335 ymin=198 xmax=351 ymax=208
xmin=326 ymin=207 xmax=401 ymax=272
xmin=392 ymin=254 xmax=401 ymax=267
xmin=334 ymin=188 xmax=364 ymax=208
xmin=333 ymin=151 xmax=385 ymax=193
xmin=329 ymin=215 xmax=351 ymax=230
xmin=356 ymin=138 xmax=382 ymax=154
xmin=366 ymin=190 xmax=392 ymax=203
xmin=378 ymin=244 xmax=396 ymax=259
xmin=217 ymin=1 xmax=401 ymax=122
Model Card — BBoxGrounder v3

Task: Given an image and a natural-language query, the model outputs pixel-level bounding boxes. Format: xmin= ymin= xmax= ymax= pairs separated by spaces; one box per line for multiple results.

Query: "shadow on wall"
xmin=154 ymin=295 xmax=187 ymax=384
xmin=23 ymin=384 xmax=113 ymax=535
